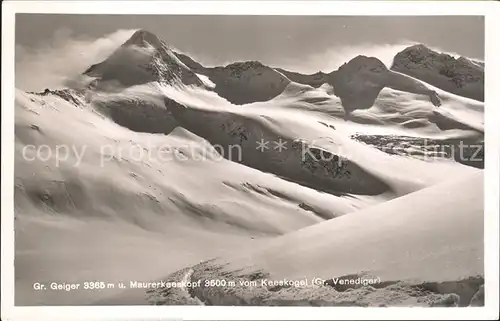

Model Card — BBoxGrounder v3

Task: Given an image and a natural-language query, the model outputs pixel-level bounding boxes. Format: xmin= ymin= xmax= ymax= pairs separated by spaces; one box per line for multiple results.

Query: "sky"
xmin=15 ymin=14 xmax=484 ymax=90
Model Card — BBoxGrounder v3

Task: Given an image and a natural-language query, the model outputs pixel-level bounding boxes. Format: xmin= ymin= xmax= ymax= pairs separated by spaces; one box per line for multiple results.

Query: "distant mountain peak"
xmin=391 ymin=44 xmax=484 ymax=101
xmin=83 ymin=29 xmax=203 ymax=89
xmin=122 ymin=29 xmax=164 ymax=49
xmin=335 ymin=55 xmax=388 ymax=74
xmin=404 ymin=43 xmax=432 ymax=51
xmin=225 ymin=60 xmax=266 ymax=68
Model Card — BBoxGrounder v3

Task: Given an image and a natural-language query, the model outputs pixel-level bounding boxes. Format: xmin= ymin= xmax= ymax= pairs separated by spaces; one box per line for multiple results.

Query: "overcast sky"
xmin=15 ymin=14 xmax=484 ymax=91
xmin=17 ymin=15 xmax=484 ymax=59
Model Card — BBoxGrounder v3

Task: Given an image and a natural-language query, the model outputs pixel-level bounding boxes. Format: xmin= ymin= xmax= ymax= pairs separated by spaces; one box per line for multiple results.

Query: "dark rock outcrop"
xmin=28 ymin=88 xmax=86 ymax=107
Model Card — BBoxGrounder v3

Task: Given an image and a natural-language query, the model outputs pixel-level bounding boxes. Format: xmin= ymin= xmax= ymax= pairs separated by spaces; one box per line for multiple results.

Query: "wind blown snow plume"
xmin=15 ymin=29 xmax=137 ymax=91
xmin=278 ymin=43 xmax=414 ymax=74
xmin=275 ymin=41 xmax=481 ymax=75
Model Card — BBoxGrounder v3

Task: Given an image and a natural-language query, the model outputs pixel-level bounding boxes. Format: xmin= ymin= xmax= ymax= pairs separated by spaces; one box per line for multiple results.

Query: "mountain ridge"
xmin=80 ymin=30 xmax=484 ymax=104
xmin=391 ymin=44 xmax=484 ymax=101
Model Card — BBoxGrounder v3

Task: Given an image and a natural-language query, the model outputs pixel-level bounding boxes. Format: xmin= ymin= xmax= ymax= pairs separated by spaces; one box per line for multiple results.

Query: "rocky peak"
xmin=225 ymin=60 xmax=266 ymax=69
xmin=334 ymin=55 xmax=388 ymax=75
xmin=219 ymin=61 xmax=270 ymax=77
xmin=122 ymin=29 xmax=165 ymax=49
xmin=391 ymin=44 xmax=484 ymax=101
xmin=83 ymin=29 xmax=203 ymax=89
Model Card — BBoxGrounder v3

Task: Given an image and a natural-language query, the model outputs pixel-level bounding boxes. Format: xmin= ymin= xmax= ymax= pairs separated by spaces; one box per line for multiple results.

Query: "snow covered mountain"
xmin=174 ymin=53 xmax=291 ymax=105
xmin=391 ymin=44 xmax=484 ymax=101
xmin=14 ymin=30 xmax=484 ymax=306
xmin=84 ymin=30 xmax=204 ymax=89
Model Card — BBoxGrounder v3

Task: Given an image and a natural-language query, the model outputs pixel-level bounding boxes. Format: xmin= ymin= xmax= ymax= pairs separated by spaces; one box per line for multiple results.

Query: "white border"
xmin=2 ymin=1 xmax=499 ymax=320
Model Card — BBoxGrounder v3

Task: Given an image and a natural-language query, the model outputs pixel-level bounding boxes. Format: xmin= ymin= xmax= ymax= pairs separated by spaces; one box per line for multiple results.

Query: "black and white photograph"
xmin=2 ymin=1 xmax=499 ymax=320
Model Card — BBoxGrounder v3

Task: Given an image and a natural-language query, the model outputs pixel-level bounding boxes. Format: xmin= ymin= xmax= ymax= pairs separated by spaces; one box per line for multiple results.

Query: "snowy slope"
xmin=214 ymin=172 xmax=484 ymax=283
xmin=15 ymin=88 xmax=365 ymax=305
xmin=13 ymin=30 xmax=484 ymax=307
xmin=148 ymin=172 xmax=483 ymax=307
